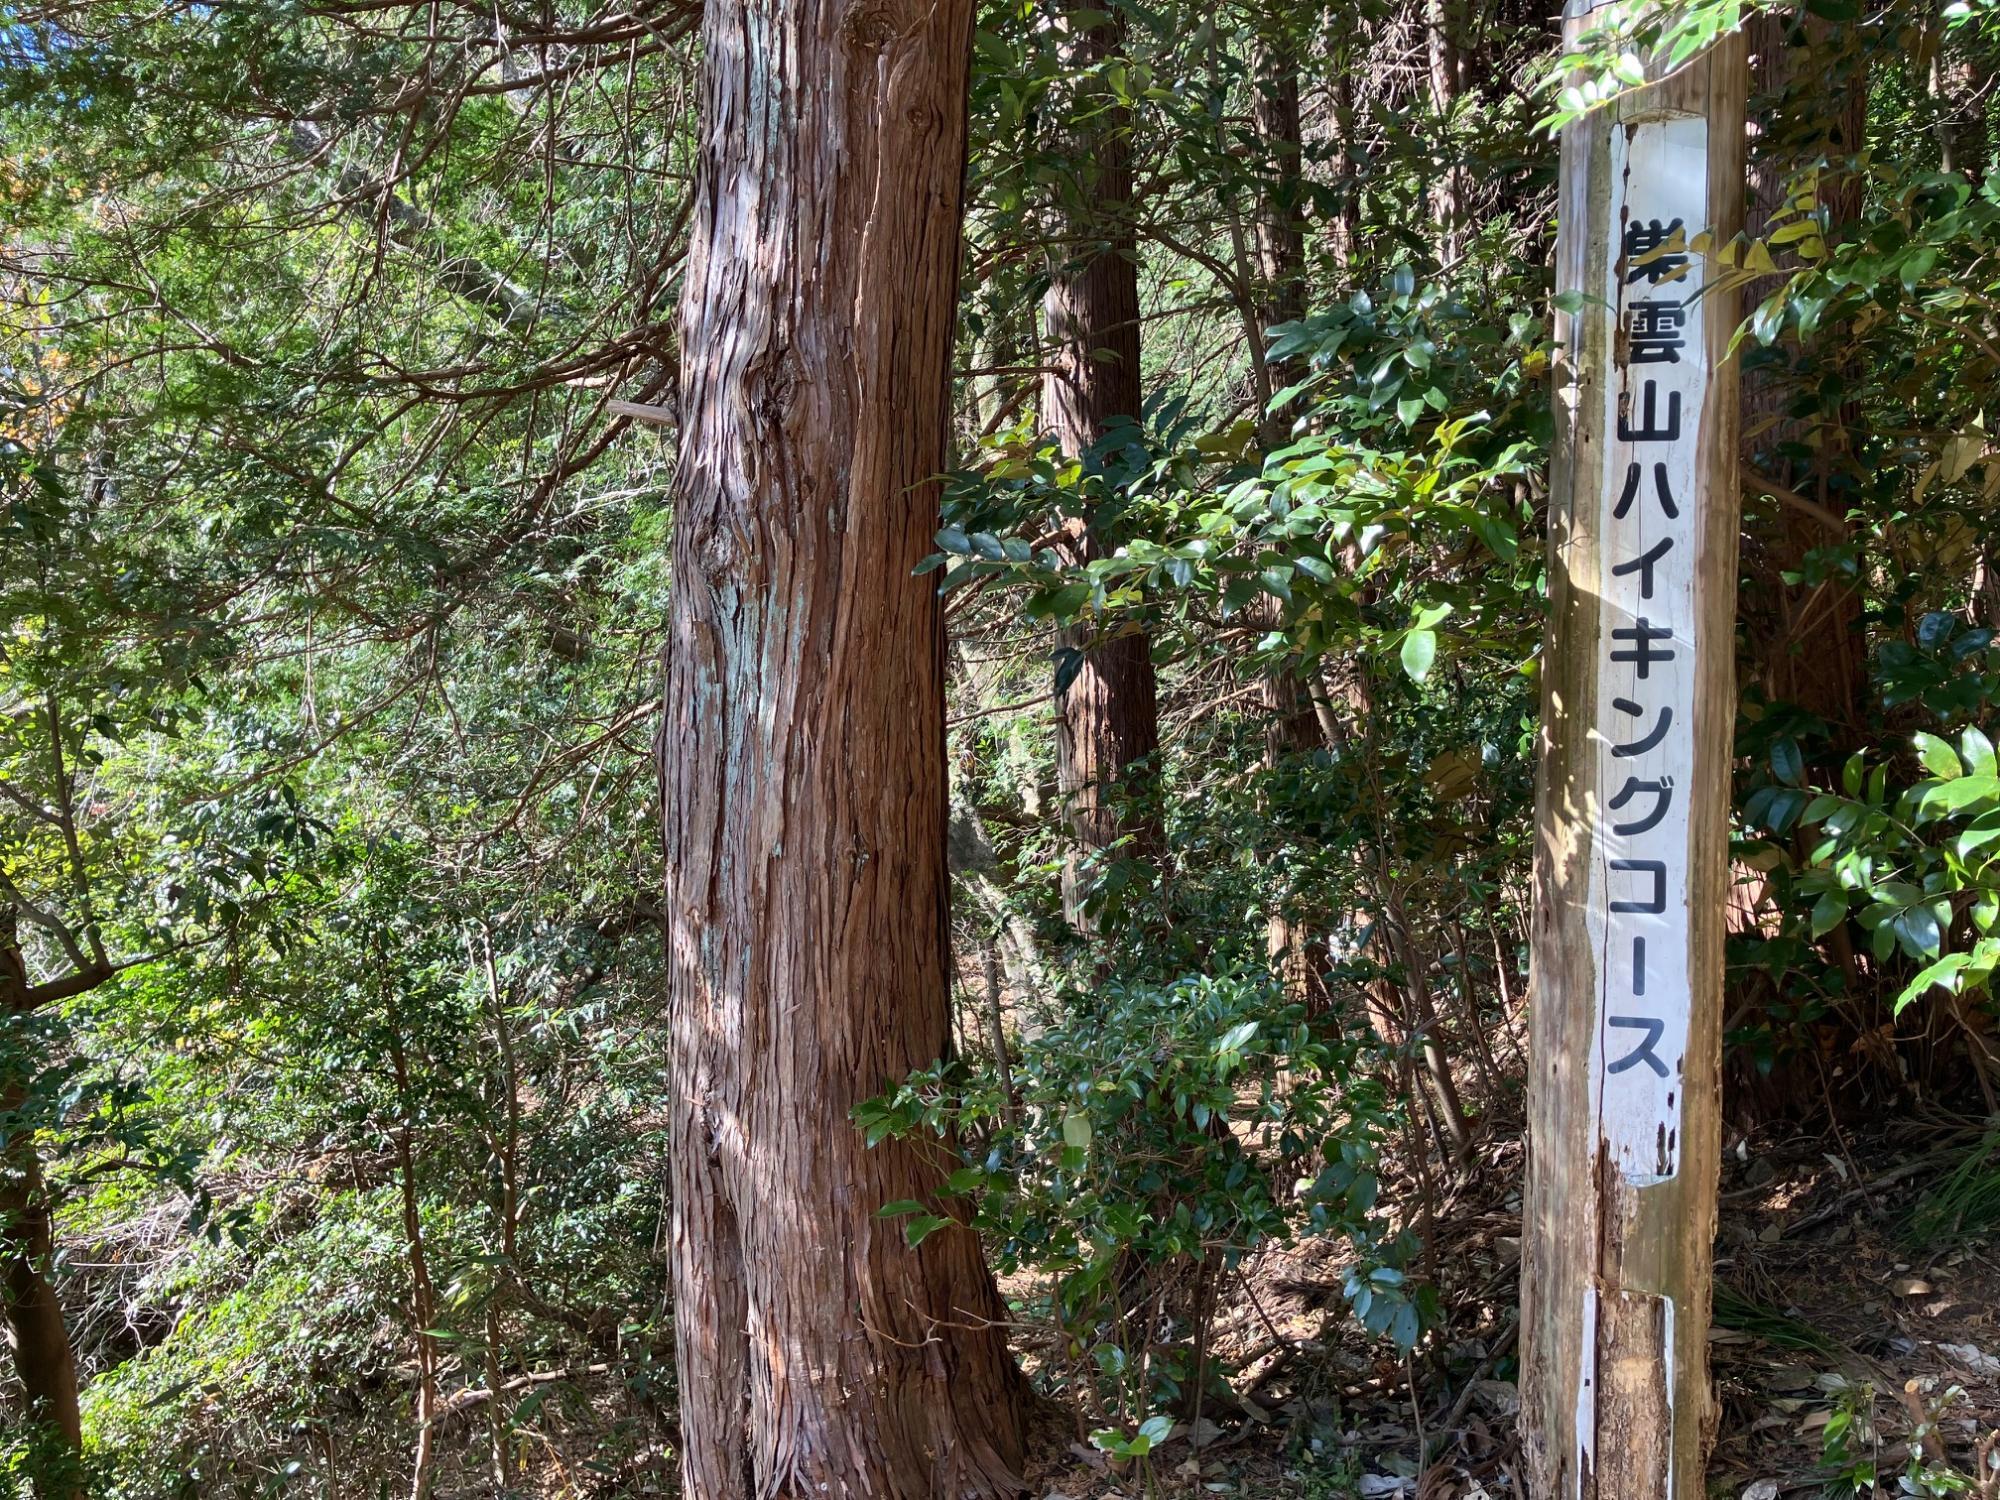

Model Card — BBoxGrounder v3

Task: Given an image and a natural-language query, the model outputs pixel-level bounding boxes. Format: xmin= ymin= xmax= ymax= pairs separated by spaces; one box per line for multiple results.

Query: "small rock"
xmin=1892 ymin=1276 xmax=1933 ymax=1297
xmin=1758 ymin=1365 xmax=1816 ymax=1392
xmin=1742 ymin=1481 xmax=1780 ymax=1500
xmin=1939 ymin=1342 xmax=2000 ymax=1376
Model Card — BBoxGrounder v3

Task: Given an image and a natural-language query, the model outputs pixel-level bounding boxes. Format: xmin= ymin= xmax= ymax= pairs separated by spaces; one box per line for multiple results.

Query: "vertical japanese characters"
xmin=1587 ymin=117 xmax=1710 ymax=1185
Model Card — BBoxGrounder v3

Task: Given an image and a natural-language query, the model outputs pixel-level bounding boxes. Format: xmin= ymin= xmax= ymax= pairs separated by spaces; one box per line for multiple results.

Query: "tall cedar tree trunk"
xmin=1043 ymin=0 xmax=1161 ymax=927
xmin=1248 ymin=21 xmax=1326 ymax=997
xmin=1 ymin=934 xmax=85 ymax=1486
xmin=1729 ymin=17 xmax=1873 ymax=1115
xmin=660 ymin=0 xmax=1027 ymax=1492
xmin=1251 ymin=13 xmax=1307 ymax=424
xmin=1426 ymin=0 xmax=1464 ymax=265
xmin=1923 ymin=21 xmax=1987 ymax=184
xmin=1740 ymin=14 xmax=1870 ymax=738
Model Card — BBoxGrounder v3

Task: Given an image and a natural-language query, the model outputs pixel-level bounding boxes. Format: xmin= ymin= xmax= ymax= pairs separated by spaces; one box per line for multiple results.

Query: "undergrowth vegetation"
xmin=1 ymin=0 xmax=1999 ymax=1491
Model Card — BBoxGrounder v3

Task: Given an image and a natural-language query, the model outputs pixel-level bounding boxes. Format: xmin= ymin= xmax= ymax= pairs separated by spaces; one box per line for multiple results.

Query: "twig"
xmin=1742 ymin=464 xmax=1850 ymax=535
xmin=1437 ymin=1317 xmax=1519 ymax=1432
xmin=607 ymin=398 xmax=675 ymax=425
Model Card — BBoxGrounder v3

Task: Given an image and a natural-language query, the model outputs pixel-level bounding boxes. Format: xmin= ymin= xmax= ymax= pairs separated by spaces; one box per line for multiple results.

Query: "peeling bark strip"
xmin=660 ymin=1 xmax=1027 ymax=1496
xmin=1521 ymin=8 xmax=1746 ymax=1496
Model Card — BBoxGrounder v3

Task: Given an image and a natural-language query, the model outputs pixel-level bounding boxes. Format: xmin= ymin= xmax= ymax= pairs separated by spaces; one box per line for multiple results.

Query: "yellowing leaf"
xmin=1942 ymin=431 xmax=1986 ymax=485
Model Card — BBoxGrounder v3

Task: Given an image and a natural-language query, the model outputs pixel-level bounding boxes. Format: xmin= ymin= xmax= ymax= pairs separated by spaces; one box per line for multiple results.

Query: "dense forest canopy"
xmin=2 ymin=0 xmax=2000 ymax=1493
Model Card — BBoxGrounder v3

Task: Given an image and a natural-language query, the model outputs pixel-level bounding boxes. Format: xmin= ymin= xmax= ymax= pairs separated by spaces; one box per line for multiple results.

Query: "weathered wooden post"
xmin=1521 ymin=6 xmax=1748 ymax=1495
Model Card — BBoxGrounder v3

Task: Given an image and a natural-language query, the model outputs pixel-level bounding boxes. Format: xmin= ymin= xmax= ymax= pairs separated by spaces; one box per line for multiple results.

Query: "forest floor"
xmin=1021 ymin=1116 xmax=2000 ymax=1500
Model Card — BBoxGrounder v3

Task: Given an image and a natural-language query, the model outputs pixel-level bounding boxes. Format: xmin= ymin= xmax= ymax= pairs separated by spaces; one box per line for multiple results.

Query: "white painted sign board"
xmin=1580 ymin=114 xmax=1710 ymax=1187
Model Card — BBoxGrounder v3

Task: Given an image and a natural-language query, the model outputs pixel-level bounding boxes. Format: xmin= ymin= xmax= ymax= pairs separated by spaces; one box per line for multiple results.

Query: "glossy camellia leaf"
xmin=1913 ymin=731 xmax=1963 ymax=780
xmin=1400 ymin=629 xmax=1438 ymax=681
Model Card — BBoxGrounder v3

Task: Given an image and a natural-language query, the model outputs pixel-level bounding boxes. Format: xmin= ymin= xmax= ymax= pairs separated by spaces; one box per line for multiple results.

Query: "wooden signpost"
xmin=1521 ymin=8 xmax=1747 ymax=1495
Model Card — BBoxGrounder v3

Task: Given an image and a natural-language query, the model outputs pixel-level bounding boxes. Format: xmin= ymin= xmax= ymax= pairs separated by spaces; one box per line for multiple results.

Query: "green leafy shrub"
xmin=1779 ymin=693 xmax=2000 ymax=1012
xmin=1735 ymin=614 xmax=2000 ymax=1093
xmin=81 ymin=1192 xmax=410 ymax=1500
xmin=857 ymin=969 xmax=1425 ymax=1429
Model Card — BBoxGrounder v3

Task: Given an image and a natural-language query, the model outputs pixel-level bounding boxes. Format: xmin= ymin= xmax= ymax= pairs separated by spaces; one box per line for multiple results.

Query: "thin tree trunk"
xmin=1327 ymin=67 xmax=1360 ymax=272
xmin=477 ymin=930 xmax=518 ymax=1491
xmin=950 ymin=796 xmax=1047 ymax=1019
xmin=1044 ymin=0 xmax=1161 ymax=929
xmin=0 ymin=1087 xmax=83 ymax=1461
xmin=980 ymin=936 xmax=1018 ymax=1129
xmin=1449 ymin=920 xmax=1502 ymax=1100
xmin=1337 ymin=656 xmax=1472 ymax=1143
xmin=1247 ymin=27 xmax=1320 ymax=995
xmin=483 ymin=1299 xmax=511 ymax=1492
xmin=1426 ymin=0 xmax=1464 ymax=265
xmin=661 ymin=0 xmax=1027 ymax=1488
xmin=387 ymin=1030 xmax=440 ymax=1500
xmin=1053 ymin=611 xmax=1161 ymax=931
xmin=1251 ymin=602 xmax=1325 ymax=1004
xmin=1383 ymin=894 xmax=1472 ymax=1160
xmin=0 ymin=933 xmax=84 ymax=1494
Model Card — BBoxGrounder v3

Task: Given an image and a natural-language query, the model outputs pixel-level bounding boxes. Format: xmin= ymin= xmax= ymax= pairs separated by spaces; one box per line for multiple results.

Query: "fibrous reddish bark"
xmin=1251 ymin=9 xmax=1309 ymax=440
xmin=660 ymin=0 xmax=1026 ymax=1493
xmin=1250 ymin=28 xmax=1306 ymax=347
xmin=1042 ymin=0 xmax=1161 ymax=928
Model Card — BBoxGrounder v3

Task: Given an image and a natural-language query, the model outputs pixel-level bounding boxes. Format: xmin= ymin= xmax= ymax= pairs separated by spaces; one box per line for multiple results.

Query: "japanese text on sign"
xmin=1586 ymin=115 xmax=1709 ymax=1185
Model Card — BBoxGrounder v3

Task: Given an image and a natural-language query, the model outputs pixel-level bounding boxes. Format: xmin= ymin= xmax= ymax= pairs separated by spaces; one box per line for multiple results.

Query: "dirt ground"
xmin=1019 ymin=1117 xmax=2000 ymax=1499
